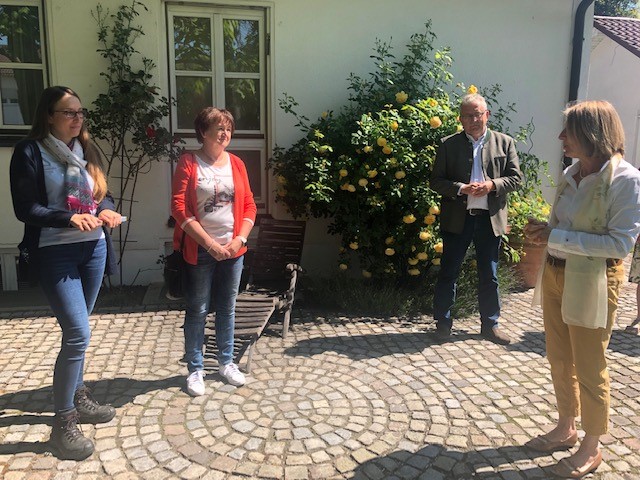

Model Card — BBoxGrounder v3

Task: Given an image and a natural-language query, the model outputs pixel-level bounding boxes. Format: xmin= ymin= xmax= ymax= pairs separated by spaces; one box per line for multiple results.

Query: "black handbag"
xmin=164 ymin=232 xmax=186 ymax=300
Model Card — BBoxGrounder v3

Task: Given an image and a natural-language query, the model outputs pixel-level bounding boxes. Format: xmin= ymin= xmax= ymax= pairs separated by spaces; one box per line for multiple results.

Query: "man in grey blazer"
xmin=429 ymin=93 xmax=523 ymax=344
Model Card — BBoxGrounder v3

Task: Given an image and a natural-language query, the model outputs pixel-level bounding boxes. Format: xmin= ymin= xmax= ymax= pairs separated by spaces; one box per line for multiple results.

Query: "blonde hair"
xmin=28 ymin=86 xmax=108 ymax=203
xmin=563 ymin=100 xmax=625 ymax=161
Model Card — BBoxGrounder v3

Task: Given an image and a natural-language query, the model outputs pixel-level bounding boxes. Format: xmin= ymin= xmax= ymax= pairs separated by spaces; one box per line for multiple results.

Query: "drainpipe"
xmin=564 ymin=0 xmax=596 ymax=167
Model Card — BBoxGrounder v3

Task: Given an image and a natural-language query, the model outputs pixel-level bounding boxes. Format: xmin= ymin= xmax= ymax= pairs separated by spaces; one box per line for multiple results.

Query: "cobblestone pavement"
xmin=0 ymin=282 xmax=639 ymax=480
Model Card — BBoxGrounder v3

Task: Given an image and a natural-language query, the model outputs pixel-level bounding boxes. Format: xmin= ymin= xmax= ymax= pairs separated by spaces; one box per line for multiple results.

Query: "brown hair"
xmin=563 ymin=100 xmax=625 ymax=161
xmin=27 ymin=86 xmax=108 ymax=203
xmin=194 ymin=107 xmax=235 ymax=143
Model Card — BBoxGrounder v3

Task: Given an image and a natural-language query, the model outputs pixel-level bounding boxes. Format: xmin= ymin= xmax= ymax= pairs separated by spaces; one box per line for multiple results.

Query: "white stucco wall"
xmin=0 ymin=0 xmax=590 ymax=285
xmin=588 ymin=33 xmax=640 ymax=167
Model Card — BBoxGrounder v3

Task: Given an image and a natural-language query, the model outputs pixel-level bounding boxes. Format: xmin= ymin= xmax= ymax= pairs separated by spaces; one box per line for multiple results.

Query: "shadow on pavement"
xmin=351 ymin=443 xmax=554 ymax=479
xmin=0 ymin=376 xmax=184 ymax=457
xmin=0 ymin=376 xmax=184 ymax=419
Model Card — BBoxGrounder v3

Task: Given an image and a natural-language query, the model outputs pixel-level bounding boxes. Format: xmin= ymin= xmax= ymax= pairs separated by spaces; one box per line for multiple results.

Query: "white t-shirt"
xmin=38 ymin=141 xmax=104 ymax=248
xmin=195 ymin=155 xmax=235 ymax=244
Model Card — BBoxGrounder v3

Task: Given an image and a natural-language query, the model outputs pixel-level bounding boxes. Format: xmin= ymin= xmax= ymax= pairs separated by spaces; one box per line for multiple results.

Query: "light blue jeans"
xmin=37 ymin=239 xmax=106 ymax=414
xmin=183 ymin=248 xmax=243 ymax=372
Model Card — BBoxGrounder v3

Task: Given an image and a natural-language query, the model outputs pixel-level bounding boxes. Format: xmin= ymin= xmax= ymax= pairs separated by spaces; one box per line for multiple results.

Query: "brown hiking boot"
xmin=49 ymin=409 xmax=94 ymax=460
xmin=74 ymin=385 xmax=116 ymax=424
xmin=480 ymin=326 xmax=511 ymax=345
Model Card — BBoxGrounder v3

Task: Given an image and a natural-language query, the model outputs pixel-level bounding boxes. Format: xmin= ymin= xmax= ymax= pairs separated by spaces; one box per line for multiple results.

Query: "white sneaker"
xmin=186 ymin=370 xmax=205 ymax=396
xmin=218 ymin=362 xmax=245 ymax=386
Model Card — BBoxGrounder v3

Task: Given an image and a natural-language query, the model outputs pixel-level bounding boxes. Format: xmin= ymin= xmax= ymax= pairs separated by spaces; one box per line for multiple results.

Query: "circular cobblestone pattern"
xmin=0 ymin=283 xmax=639 ymax=480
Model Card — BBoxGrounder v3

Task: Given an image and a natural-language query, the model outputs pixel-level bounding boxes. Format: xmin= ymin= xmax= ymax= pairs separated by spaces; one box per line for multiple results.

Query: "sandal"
xmin=525 ymin=432 xmax=578 ymax=452
xmin=550 ymin=450 xmax=602 ymax=478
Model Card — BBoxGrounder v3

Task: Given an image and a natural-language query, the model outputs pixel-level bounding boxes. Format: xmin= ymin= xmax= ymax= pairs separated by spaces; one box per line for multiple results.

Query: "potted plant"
xmin=502 ymin=145 xmax=552 ymax=288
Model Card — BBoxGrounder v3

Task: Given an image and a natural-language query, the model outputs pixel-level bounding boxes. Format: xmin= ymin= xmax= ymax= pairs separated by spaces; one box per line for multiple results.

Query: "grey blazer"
xmin=429 ymin=129 xmax=523 ymax=236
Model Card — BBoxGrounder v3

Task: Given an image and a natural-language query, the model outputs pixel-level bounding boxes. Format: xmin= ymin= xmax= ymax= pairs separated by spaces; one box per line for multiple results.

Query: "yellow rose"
xmin=362 ymin=270 xmax=372 ymax=278
xmin=349 ymin=242 xmax=359 ymax=250
xmin=347 ymin=184 xmax=356 ymax=192
xmin=318 ymin=145 xmax=330 ymax=154
xmin=277 ymin=175 xmax=287 ymax=185
xmin=411 ymin=245 xmax=416 ymax=252
xmin=403 ymin=214 xmax=416 ymax=224
xmin=363 ymin=145 xmax=373 ymax=153
xmin=339 ymin=169 xmax=348 ymax=177
xmin=417 ymin=252 xmax=429 ymax=261
xmin=427 ymin=98 xmax=438 ymax=107
xmin=377 ymin=137 xmax=387 ymax=147
xmin=390 ymin=121 xmax=399 ymax=131
xmin=339 ymin=263 xmax=348 ymax=271
xmin=434 ymin=242 xmax=443 ymax=253
xmin=541 ymin=206 xmax=550 ymax=216
xmin=408 ymin=268 xmax=420 ymax=276
xmin=408 ymin=258 xmax=419 ymax=265
xmin=367 ymin=170 xmax=378 ymax=178
xmin=431 ymin=258 xmax=441 ymax=266
xmin=358 ymin=178 xmax=368 ymax=187
xmin=456 ymin=124 xmax=464 ymax=133
xmin=340 ymin=183 xmax=349 ymax=191
xmin=424 ymin=214 xmax=436 ymax=225
xmin=395 ymin=91 xmax=408 ymax=103
xmin=385 ymin=237 xmax=395 ymax=245
xmin=395 ymin=170 xmax=406 ymax=179
xmin=419 ymin=231 xmax=432 ymax=241
xmin=321 ymin=111 xmax=329 ymax=119
xmin=385 ymin=248 xmax=395 ymax=256
xmin=430 ymin=116 xmax=442 ymax=128
xmin=467 ymin=84 xmax=478 ymax=94
xmin=428 ymin=205 xmax=440 ymax=215
xmin=382 ymin=146 xmax=392 ymax=155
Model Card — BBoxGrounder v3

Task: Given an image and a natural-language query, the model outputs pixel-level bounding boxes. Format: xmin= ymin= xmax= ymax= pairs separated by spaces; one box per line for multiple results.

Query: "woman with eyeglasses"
xmin=10 ymin=86 xmax=122 ymax=460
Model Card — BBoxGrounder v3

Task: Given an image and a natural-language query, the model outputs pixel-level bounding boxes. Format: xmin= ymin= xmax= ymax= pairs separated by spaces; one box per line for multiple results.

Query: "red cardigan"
xmin=171 ymin=151 xmax=257 ymax=265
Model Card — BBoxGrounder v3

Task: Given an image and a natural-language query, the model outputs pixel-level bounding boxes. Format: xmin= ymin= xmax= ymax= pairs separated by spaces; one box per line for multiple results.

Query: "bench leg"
xmin=282 ymin=309 xmax=292 ymax=339
xmin=245 ymin=339 xmax=255 ymax=374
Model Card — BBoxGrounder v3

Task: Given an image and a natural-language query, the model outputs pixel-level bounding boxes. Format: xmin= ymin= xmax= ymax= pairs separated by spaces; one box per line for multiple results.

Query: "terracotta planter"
xmin=511 ymin=240 xmax=545 ymax=289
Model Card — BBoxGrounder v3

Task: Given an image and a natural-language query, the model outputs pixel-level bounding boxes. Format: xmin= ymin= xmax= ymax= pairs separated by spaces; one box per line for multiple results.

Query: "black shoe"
xmin=49 ymin=409 xmax=95 ymax=460
xmin=74 ymin=386 xmax=116 ymax=424
xmin=432 ymin=323 xmax=451 ymax=341
xmin=480 ymin=326 xmax=511 ymax=345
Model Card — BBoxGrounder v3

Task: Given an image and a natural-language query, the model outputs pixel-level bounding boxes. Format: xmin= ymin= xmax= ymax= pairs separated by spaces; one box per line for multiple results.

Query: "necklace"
xmin=198 ymin=148 xmax=226 ymax=166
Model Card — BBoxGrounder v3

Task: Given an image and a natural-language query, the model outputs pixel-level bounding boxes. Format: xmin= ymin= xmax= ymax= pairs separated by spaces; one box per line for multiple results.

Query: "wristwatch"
xmin=236 ymin=235 xmax=247 ymax=246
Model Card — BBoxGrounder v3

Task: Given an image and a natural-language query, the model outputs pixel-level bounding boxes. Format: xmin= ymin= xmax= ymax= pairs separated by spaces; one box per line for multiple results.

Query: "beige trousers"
xmin=541 ymin=261 xmax=624 ymax=435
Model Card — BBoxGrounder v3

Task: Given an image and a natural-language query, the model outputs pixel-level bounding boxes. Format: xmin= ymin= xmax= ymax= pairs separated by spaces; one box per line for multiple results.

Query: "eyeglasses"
xmin=460 ymin=111 xmax=487 ymax=121
xmin=54 ymin=109 xmax=88 ymax=119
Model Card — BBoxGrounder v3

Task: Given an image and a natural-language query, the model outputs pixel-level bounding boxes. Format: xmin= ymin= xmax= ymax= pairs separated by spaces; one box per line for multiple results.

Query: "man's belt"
xmin=468 ymin=209 xmax=489 ymax=216
xmin=546 ymin=255 xmax=623 ymax=268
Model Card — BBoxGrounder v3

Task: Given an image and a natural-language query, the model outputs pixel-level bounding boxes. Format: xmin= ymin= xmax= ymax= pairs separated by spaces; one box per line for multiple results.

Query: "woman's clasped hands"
xmin=524 ymin=217 xmax=551 ymax=245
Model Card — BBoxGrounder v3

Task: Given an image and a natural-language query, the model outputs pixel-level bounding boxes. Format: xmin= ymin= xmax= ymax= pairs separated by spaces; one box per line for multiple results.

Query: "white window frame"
xmin=0 ymin=0 xmax=47 ymax=131
xmin=166 ymin=3 xmax=269 ymax=209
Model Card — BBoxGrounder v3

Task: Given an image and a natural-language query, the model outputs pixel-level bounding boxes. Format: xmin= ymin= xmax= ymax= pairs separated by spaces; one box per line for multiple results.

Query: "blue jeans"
xmin=183 ymin=248 xmax=243 ymax=372
xmin=37 ymin=239 xmax=106 ymax=414
xmin=433 ymin=213 xmax=501 ymax=329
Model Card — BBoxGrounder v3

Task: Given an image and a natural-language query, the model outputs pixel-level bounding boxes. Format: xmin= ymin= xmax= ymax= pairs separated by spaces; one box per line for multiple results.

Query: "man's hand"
xmin=468 ymin=181 xmax=494 ymax=197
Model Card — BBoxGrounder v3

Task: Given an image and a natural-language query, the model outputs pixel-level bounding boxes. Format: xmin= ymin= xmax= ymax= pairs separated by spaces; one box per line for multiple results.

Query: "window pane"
xmin=176 ymin=76 xmax=212 ymax=130
xmin=223 ymin=19 xmax=259 ymax=73
xmin=1 ymin=68 xmax=43 ymax=125
xmin=225 ymin=78 xmax=259 ymax=131
xmin=173 ymin=16 xmax=211 ymax=72
xmin=0 ymin=5 xmax=41 ymax=63
xmin=228 ymin=149 xmax=261 ymax=198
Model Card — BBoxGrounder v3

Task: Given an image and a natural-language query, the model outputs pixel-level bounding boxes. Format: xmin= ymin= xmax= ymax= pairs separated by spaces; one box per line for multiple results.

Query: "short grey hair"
xmin=460 ymin=93 xmax=488 ymax=111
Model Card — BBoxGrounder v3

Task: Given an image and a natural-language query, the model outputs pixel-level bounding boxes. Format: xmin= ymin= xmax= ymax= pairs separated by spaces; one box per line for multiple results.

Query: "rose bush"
xmin=270 ymin=22 xmax=545 ymax=281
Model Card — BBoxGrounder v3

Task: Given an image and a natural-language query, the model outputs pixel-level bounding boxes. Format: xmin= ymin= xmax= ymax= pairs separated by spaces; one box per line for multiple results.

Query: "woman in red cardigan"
xmin=171 ymin=108 xmax=256 ymax=395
